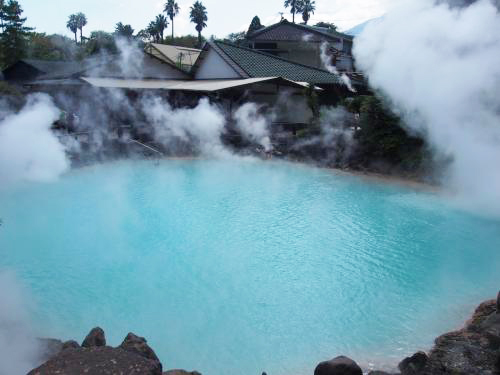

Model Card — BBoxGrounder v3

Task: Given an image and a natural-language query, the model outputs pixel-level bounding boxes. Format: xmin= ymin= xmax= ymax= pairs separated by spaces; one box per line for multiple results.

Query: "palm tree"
xmin=155 ymin=14 xmax=168 ymax=42
xmin=301 ymin=0 xmax=315 ymax=25
xmin=66 ymin=14 xmax=78 ymax=44
xmin=75 ymin=12 xmax=87 ymax=43
xmin=189 ymin=1 xmax=207 ymax=48
xmin=115 ymin=22 xmax=134 ymax=39
xmin=284 ymin=0 xmax=303 ymax=23
xmin=164 ymin=0 xmax=180 ymax=40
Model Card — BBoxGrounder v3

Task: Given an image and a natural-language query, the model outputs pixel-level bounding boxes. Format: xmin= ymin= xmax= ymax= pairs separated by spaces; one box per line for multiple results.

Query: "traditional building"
xmin=246 ymin=20 xmax=354 ymax=72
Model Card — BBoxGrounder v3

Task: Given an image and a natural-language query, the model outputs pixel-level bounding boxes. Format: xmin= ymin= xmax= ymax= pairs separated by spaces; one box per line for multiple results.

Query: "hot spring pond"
xmin=1 ymin=159 xmax=499 ymax=374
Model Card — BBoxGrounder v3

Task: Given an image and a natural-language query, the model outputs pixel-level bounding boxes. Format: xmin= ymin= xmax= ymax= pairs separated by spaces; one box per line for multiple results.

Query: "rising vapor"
xmin=354 ymin=0 xmax=500 ymax=215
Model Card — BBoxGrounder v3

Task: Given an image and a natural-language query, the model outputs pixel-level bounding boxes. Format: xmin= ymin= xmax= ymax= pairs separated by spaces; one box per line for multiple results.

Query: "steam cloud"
xmin=0 ymin=94 xmax=69 ymax=186
xmin=234 ymin=103 xmax=273 ymax=152
xmin=0 ymin=271 xmax=40 ymax=375
xmin=320 ymin=43 xmax=356 ymax=92
xmin=354 ymin=0 xmax=500 ymax=215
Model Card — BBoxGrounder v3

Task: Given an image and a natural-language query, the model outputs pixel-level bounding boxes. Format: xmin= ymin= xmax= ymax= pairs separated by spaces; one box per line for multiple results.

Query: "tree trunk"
xmin=79 ymin=28 xmax=82 ymax=44
xmin=172 ymin=19 xmax=174 ymax=40
xmin=292 ymin=0 xmax=295 ymax=23
xmin=74 ymin=32 xmax=77 ymax=44
xmin=198 ymin=30 xmax=201 ymax=48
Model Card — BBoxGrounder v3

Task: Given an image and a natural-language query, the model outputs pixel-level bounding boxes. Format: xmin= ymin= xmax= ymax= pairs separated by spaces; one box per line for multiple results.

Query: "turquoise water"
xmin=0 ymin=159 xmax=499 ymax=374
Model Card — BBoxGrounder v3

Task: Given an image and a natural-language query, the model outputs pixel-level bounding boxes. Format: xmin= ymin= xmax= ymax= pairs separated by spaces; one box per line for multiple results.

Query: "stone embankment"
xmin=29 ymin=292 xmax=500 ymax=375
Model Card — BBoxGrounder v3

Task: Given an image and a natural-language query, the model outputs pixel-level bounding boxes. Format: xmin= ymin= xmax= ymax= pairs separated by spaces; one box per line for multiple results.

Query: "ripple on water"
xmin=0 ymin=159 xmax=499 ymax=375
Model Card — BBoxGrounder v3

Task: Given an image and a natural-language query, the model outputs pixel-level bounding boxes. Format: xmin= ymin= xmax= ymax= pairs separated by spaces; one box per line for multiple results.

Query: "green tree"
xmin=225 ymin=31 xmax=246 ymax=45
xmin=75 ymin=12 xmax=87 ymax=43
xmin=155 ymin=14 xmax=168 ymax=42
xmin=0 ymin=0 xmax=6 ymax=33
xmin=314 ymin=21 xmax=337 ymax=31
xmin=164 ymin=0 xmax=180 ymax=40
xmin=115 ymin=22 xmax=134 ymax=39
xmin=247 ymin=15 xmax=263 ymax=36
xmin=26 ymin=32 xmax=78 ymax=60
xmin=301 ymin=0 xmax=315 ymax=24
xmin=284 ymin=0 xmax=303 ymax=23
xmin=189 ymin=1 xmax=207 ymax=48
xmin=85 ymin=30 xmax=117 ymax=55
xmin=0 ymin=0 xmax=32 ymax=67
xmin=66 ymin=14 xmax=78 ymax=44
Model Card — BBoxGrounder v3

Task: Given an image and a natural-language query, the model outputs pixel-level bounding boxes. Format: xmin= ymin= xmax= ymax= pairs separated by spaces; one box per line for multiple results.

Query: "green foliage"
xmin=169 ymin=34 xmax=205 ymax=48
xmin=164 ymin=0 xmax=180 ymax=39
xmin=25 ymin=32 xmax=78 ymax=60
xmin=66 ymin=14 xmax=78 ymax=44
xmin=85 ymin=31 xmax=117 ymax=55
xmin=0 ymin=0 xmax=32 ymax=68
xmin=225 ymin=31 xmax=246 ymax=45
xmin=353 ymin=95 xmax=425 ymax=172
xmin=301 ymin=0 xmax=315 ymax=25
xmin=304 ymin=83 xmax=319 ymax=123
xmin=314 ymin=21 xmax=337 ymax=31
xmin=115 ymin=22 xmax=134 ymax=39
xmin=190 ymin=1 xmax=207 ymax=47
xmin=247 ymin=16 xmax=264 ymax=36
xmin=284 ymin=0 xmax=304 ymax=23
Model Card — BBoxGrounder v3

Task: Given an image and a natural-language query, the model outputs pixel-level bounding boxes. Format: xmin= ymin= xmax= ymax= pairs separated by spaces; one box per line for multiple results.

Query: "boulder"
xmin=314 ymin=356 xmax=362 ymax=375
xmin=120 ymin=332 xmax=162 ymax=371
xmin=62 ymin=340 xmax=80 ymax=350
xmin=163 ymin=371 xmax=202 ymax=375
xmin=398 ymin=351 xmax=428 ymax=375
xmin=81 ymin=327 xmax=106 ymax=348
xmin=27 ymin=346 xmax=162 ymax=375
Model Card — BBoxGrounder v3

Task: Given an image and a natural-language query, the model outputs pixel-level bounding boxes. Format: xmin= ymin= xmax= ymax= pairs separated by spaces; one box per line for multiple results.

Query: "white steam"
xmin=354 ymin=0 xmax=500 ymax=215
xmin=142 ymin=96 xmax=229 ymax=157
xmin=320 ymin=43 xmax=356 ymax=92
xmin=0 ymin=271 xmax=40 ymax=375
xmin=234 ymin=103 xmax=273 ymax=152
xmin=0 ymin=94 xmax=69 ymax=185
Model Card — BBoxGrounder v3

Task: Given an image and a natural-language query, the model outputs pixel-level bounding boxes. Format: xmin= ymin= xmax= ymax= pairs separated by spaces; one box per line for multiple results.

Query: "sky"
xmin=19 ymin=0 xmax=397 ymax=39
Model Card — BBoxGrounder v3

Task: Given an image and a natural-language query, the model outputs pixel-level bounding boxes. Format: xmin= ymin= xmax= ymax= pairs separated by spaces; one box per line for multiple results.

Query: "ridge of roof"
xmin=248 ymin=20 xmax=353 ymax=41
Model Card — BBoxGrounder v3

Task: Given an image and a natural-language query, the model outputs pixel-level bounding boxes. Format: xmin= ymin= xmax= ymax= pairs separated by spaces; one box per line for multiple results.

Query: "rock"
xmin=495 ymin=351 xmax=500 ymax=371
xmin=27 ymin=346 xmax=162 ymax=375
xmin=163 ymin=370 xmax=202 ymax=375
xmin=120 ymin=332 xmax=162 ymax=371
xmin=62 ymin=340 xmax=80 ymax=350
xmin=314 ymin=356 xmax=362 ymax=375
xmin=81 ymin=327 xmax=106 ymax=348
xmin=398 ymin=351 xmax=428 ymax=375
xmin=36 ymin=338 xmax=63 ymax=361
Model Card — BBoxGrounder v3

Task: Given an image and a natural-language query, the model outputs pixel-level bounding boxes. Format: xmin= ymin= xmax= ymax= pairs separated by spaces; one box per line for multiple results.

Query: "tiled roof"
xmin=248 ymin=20 xmax=353 ymax=42
xmin=211 ymin=41 xmax=343 ymax=85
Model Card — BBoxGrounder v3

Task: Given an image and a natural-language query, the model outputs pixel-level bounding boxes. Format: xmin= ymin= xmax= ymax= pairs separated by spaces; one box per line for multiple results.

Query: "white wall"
xmin=195 ymin=49 xmax=242 ymax=79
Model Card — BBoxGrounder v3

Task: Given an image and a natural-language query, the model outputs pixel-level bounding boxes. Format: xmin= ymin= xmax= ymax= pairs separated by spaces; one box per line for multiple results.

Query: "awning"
xmin=80 ymin=77 xmax=321 ymax=92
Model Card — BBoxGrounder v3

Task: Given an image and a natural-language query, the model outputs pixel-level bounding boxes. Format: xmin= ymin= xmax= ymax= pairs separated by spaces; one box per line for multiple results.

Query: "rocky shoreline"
xmin=29 ymin=292 xmax=500 ymax=375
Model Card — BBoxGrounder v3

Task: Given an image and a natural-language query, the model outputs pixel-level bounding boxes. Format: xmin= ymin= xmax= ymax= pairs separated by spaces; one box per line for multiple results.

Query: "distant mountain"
xmin=344 ymin=17 xmax=382 ymax=37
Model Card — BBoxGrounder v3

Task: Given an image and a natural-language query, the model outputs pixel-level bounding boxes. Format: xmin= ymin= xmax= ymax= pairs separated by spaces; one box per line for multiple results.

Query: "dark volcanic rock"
xmin=81 ymin=326 xmax=106 ymax=347
xmin=423 ymin=299 xmax=499 ymax=375
xmin=398 ymin=351 xmax=428 ymax=374
xmin=163 ymin=370 xmax=202 ymax=375
xmin=497 ymin=291 xmax=500 ymax=313
xmin=314 ymin=356 xmax=362 ymax=375
xmin=61 ymin=340 xmax=80 ymax=350
xmin=27 ymin=346 xmax=162 ymax=375
xmin=120 ymin=332 xmax=162 ymax=371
